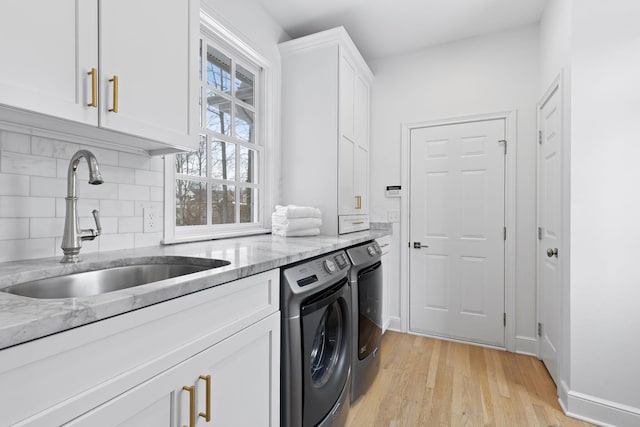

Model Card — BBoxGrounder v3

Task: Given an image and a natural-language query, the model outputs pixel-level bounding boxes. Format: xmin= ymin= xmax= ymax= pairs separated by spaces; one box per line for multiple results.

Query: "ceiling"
xmin=254 ymin=0 xmax=549 ymax=61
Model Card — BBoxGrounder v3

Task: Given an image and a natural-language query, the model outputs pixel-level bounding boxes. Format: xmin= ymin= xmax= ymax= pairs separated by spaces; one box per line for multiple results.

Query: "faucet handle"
xmin=92 ymin=209 xmax=102 ymax=236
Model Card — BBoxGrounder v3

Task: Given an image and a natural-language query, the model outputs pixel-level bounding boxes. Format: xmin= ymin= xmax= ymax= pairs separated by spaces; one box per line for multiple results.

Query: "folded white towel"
xmin=273 ymin=227 xmax=321 ymax=237
xmin=272 ymin=217 xmax=322 ymax=231
xmin=274 ymin=205 xmax=321 ymax=219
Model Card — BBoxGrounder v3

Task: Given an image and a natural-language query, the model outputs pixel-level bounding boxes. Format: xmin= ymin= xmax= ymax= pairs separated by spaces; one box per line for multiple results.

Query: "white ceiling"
xmin=255 ymin=0 xmax=549 ymax=61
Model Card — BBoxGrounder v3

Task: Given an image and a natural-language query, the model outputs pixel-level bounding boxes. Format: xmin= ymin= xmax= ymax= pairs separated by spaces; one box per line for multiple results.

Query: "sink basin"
xmin=1 ymin=257 xmax=230 ymax=299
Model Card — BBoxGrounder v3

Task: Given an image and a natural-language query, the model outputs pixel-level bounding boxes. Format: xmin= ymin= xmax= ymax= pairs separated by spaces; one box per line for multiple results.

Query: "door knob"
xmin=413 ymin=242 xmax=428 ymax=249
xmin=546 ymin=248 xmax=558 ymax=258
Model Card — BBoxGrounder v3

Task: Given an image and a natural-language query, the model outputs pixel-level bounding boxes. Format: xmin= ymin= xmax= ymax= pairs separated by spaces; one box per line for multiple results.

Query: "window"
xmin=164 ymin=17 xmax=271 ymax=243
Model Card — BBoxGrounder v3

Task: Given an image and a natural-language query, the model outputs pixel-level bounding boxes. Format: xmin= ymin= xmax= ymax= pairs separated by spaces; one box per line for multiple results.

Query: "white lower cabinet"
xmin=377 ymin=235 xmax=392 ymax=334
xmin=0 ymin=269 xmax=280 ymax=427
xmin=66 ymin=312 xmax=280 ymax=427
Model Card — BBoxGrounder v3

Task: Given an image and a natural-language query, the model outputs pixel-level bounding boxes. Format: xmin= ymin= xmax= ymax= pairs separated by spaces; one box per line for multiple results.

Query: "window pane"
xmin=207 ymin=46 xmax=231 ymax=93
xmin=176 ymin=136 xmax=206 ymax=176
xmin=239 ymin=146 xmax=257 ymax=183
xmin=211 ymin=140 xmax=235 ymax=181
xmin=199 ymin=39 xmax=203 ymax=82
xmin=235 ymin=105 xmax=254 ymax=142
xmin=176 ymin=180 xmax=207 ymax=226
xmin=212 ymin=184 xmax=235 ymax=224
xmin=207 ymin=91 xmax=231 ymax=135
xmin=198 ymin=88 xmax=202 ymax=128
xmin=240 ymin=187 xmax=257 ymax=223
xmin=236 ymin=64 xmax=254 ymax=106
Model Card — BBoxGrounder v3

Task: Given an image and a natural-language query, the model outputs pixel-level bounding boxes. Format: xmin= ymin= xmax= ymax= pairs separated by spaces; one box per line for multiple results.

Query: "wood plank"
xmin=346 ymin=331 xmax=595 ymax=427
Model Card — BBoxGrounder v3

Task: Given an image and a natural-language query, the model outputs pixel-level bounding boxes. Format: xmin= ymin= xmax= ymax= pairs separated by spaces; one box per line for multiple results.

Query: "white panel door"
xmin=99 ymin=0 xmax=195 ymax=147
xmin=0 ymin=0 xmax=98 ymax=124
xmin=409 ymin=119 xmax=506 ymax=346
xmin=538 ymin=84 xmax=562 ymax=385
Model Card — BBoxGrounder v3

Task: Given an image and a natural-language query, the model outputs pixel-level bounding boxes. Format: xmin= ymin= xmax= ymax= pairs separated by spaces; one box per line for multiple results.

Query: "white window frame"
xmin=163 ymin=11 xmax=273 ymax=244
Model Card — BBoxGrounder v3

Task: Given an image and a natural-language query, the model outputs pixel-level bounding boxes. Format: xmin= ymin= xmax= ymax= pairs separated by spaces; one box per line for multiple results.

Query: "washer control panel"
xmin=284 ymin=250 xmax=351 ymax=290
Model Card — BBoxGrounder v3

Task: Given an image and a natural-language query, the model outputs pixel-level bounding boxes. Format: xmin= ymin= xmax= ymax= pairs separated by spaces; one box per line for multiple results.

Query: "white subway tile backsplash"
xmin=119 ymin=152 xmax=150 ymax=170
xmin=135 ymin=231 xmax=163 ymax=248
xmin=0 ymin=134 xmax=165 ymax=262
xmin=119 ymin=184 xmax=149 ymax=201
xmin=150 ymin=156 xmax=164 ymax=172
xmin=30 ymin=176 xmax=67 ymax=198
xmin=100 ymin=165 xmax=135 ymax=185
xmin=0 ymin=238 xmax=55 ymax=263
xmin=150 ymin=186 xmax=164 ymax=202
xmin=100 ymin=233 xmax=134 ymax=252
xmin=29 ymin=217 xmax=65 ymax=238
xmin=0 ymin=196 xmax=55 ymax=218
xmin=135 ymin=170 xmax=163 ymax=186
xmin=0 ymin=219 xmax=29 ymax=240
xmin=31 ymin=137 xmax=79 ymax=159
xmin=1 ymin=152 xmax=56 ymax=177
xmin=99 ymin=200 xmax=134 ymax=217
xmin=0 ymin=131 xmax=30 ymax=154
xmin=119 ymin=216 xmax=143 ymax=233
xmin=0 ymin=173 xmax=30 ymax=196
xmin=78 ymin=181 xmax=118 ymax=200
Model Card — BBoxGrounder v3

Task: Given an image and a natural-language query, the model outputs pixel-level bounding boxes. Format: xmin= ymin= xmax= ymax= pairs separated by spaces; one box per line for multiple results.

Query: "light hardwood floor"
xmin=346 ymin=331 xmax=595 ymax=427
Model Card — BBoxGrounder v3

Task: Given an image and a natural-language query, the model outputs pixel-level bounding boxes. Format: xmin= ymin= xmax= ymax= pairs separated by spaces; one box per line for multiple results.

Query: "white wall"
xmin=369 ymin=25 xmax=540 ymax=347
xmin=0 ymin=0 xmax=287 ymax=263
xmin=569 ymin=0 xmax=640 ymax=418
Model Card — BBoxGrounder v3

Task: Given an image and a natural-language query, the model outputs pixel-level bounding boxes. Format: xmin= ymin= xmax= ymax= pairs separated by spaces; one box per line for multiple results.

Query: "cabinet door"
xmin=0 ymin=0 xmax=98 ymax=124
xmin=65 ymin=313 xmax=280 ymax=427
xmin=99 ymin=0 xmax=198 ymax=149
xmin=339 ymin=54 xmax=355 ymax=141
xmin=354 ymin=144 xmax=369 ymax=214
xmin=190 ymin=312 xmax=280 ymax=427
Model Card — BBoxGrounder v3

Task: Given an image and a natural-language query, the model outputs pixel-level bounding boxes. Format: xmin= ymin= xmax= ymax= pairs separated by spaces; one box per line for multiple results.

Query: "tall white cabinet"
xmin=0 ymin=0 xmax=199 ymax=154
xmin=280 ymin=27 xmax=373 ymax=235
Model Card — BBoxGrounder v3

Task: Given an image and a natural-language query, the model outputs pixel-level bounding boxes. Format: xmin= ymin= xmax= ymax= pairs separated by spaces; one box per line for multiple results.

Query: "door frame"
xmin=536 ymin=73 xmax=564 ymax=362
xmin=400 ymin=110 xmax=517 ymax=352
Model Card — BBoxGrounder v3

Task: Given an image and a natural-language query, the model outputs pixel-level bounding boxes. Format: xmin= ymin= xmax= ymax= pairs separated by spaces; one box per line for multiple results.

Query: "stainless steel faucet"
xmin=61 ymin=150 xmax=104 ymax=263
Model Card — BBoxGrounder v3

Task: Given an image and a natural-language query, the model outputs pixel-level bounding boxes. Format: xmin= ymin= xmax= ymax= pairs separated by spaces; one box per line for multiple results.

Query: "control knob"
xmin=323 ymin=259 xmax=337 ymax=274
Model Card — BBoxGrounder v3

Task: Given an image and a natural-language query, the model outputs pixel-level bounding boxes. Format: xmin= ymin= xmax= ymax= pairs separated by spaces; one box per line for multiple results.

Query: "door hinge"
xmin=537 ymin=322 xmax=543 ymax=337
xmin=498 ymin=139 xmax=507 ymax=155
xmin=503 ymin=313 xmax=506 ymax=327
xmin=538 ymin=130 xmax=543 ymax=144
xmin=504 ymin=227 xmax=507 ymax=241
xmin=538 ymin=227 xmax=543 ymax=240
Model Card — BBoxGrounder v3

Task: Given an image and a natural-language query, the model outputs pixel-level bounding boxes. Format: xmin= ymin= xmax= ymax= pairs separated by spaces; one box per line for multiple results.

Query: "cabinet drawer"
xmin=0 ymin=269 xmax=279 ymax=426
xmin=376 ymin=235 xmax=391 ymax=255
xmin=338 ymin=214 xmax=369 ymax=234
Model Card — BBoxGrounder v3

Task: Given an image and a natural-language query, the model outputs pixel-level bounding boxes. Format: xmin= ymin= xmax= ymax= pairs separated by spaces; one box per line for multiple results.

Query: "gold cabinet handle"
xmin=182 ymin=385 xmax=195 ymax=427
xmin=87 ymin=68 xmax=97 ymax=107
xmin=352 ymin=221 xmax=364 ymax=225
xmin=199 ymin=375 xmax=212 ymax=422
xmin=109 ymin=75 xmax=118 ymax=113
xmin=355 ymin=195 xmax=362 ymax=209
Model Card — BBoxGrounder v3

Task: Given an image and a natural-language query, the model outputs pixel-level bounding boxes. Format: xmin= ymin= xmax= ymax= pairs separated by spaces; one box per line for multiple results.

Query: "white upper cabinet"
xmin=0 ymin=0 xmax=98 ymax=124
xmin=0 ymin=0 xmax=199 ymax=154
xmin=280 ymin=27 xmax=373 ymax=234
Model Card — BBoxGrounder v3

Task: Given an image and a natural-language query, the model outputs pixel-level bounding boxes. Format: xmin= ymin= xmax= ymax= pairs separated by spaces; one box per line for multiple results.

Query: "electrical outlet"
xmin=388 ymin=209 xmax=401 ymax=223
xmin=143 ymin=208 xmax=160 ymax=233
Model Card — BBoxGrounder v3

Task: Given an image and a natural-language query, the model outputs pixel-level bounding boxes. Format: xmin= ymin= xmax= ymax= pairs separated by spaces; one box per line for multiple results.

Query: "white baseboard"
xmin=382 ymin=318 xmax=391 ymax=334
xmin=387 ymin=316 xmax=401 ymax=332
xmin=514 ymin=335 xmax=537 ymax=356
xmin=559 ymin=381 xmax=640 ymax=427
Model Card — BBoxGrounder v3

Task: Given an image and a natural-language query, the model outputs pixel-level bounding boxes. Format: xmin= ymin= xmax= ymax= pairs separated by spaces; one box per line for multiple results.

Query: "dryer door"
xmin=301 ymin=280 xmax=351 ymax=427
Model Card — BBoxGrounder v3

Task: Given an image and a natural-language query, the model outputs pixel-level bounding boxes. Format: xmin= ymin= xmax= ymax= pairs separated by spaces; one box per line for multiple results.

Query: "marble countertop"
xmin=0 ymin=228 xmax=390 ymax=350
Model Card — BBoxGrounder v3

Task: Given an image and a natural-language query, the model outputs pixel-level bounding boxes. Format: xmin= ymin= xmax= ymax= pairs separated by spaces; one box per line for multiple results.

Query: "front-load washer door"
xmin=301 ymin=280 xmax=351 ymax=427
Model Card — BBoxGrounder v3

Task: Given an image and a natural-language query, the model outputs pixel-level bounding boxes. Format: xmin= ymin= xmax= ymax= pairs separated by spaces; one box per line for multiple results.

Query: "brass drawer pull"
xmin=109 ymin=75 xmax=119 ymax=113
xmin=199 ymin=374 xmax=212 ymax=422
xmin=182 ymin=385 xmax=195 ymax=427
xmin=87 ymin=68 xmax=97 ymax=107
xmin=352 ymin=221 xmax=364 ymax=225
